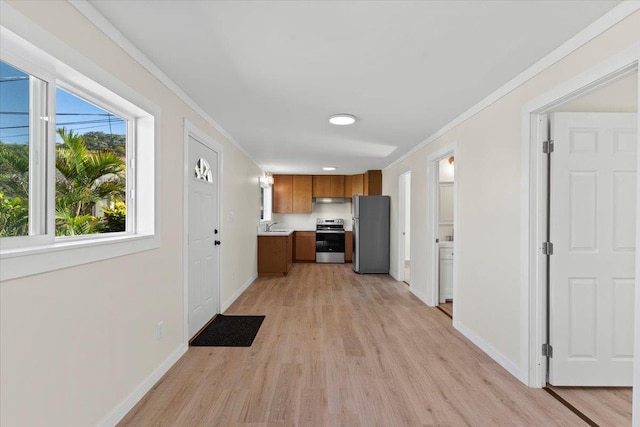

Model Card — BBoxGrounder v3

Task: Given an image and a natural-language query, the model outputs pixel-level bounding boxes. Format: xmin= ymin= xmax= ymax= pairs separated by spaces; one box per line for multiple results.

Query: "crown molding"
xmin=384 ymin=1 xmax=640 ymax=171
xmin=68 ymin=0 xmax=264 ymax=171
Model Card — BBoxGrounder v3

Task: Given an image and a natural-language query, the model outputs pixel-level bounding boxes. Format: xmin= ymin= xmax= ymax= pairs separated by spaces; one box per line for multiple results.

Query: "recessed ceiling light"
xmin=329 ymin=114 xmax=356 ymax=125
xmin=323 ymin=167 xmax=336 ymax=171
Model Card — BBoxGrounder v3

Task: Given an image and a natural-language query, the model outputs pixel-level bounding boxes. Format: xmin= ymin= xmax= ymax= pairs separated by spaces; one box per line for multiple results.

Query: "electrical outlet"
xmin=157 ymin=321 xmax=164 ymax=340
xmin=232 ymin=271 xmax=236 ymax=281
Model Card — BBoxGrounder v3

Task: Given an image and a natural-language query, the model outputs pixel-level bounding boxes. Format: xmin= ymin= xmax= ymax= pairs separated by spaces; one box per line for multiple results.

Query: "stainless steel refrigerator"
xmin=352 ymin=195 xmax=390 ymax=273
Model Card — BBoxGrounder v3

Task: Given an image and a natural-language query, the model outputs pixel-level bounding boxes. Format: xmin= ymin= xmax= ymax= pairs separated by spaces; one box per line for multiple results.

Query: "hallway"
xmin=120 ymin=264 xmax=589 ymax=426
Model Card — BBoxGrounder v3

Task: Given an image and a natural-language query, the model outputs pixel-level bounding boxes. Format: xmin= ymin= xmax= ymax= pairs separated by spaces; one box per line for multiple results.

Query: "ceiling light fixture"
xmin=329 ymin=114 xmax=356 ymax=125
xmin=323 ymin=167 xmax=336 ymax=171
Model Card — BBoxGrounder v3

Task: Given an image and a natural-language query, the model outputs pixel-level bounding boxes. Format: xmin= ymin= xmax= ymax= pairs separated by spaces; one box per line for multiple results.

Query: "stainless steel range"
xmin=315 ymin=218 xmax=345 ymax=263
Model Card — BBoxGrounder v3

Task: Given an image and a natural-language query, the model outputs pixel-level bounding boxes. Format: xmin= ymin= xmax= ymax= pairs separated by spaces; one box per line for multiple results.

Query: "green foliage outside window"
xmin=0 ymin=191 xmax=28 ymax=237
xmin=0 ymin=128 xmax=127 ymax=237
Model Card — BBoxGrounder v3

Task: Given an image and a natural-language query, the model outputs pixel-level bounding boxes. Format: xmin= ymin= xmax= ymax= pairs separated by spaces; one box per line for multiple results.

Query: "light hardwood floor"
xmin=547 ymin=386 xmax=631 ymax=426
xmin=119 ymin=263 xmax=589 ymax=426
xmin=438 ymin=301 xmax=453 ymax=319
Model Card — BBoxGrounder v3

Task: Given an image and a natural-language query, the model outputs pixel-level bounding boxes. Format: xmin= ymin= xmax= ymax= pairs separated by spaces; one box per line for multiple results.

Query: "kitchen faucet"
xmin=265 ymin=222 xmax=278 ymax=231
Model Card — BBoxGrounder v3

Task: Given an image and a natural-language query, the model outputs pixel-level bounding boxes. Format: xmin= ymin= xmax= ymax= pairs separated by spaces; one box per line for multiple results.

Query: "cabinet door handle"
xmin=214 ymin=240 xmax=221 ymax=246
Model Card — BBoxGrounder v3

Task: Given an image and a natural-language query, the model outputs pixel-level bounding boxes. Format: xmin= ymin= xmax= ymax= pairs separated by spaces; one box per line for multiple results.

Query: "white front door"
xmin=549 ymin=112 xmax=637 ymax=386
xmin=188 ymin=135 xmax=220 ymax=339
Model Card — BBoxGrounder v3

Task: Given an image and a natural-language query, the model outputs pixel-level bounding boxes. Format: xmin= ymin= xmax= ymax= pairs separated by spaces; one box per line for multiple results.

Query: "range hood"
xmin=313 ymin=197 xmax=350 ymax=204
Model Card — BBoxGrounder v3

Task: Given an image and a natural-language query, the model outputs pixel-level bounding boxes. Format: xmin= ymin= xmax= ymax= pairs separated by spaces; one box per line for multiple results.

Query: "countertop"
xmin=257 ymin=227 xmax=352 ymax=236
xmin=257 ymin=229 xmax=295 ymax=236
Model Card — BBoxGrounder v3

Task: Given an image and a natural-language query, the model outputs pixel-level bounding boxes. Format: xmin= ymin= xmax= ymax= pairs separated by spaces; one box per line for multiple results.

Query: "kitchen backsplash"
xmin=272 ymin=202 xmax=353 ymax=230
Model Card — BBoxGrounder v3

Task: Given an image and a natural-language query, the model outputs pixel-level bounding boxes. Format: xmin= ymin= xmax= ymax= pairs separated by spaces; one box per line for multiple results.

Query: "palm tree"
xmin=55 ymin=128 xmax=126 ymax=235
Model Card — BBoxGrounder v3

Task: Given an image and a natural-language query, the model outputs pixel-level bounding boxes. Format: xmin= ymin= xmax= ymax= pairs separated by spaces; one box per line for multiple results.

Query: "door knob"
xmin=214 ymin=240 xmax=221 ymax=246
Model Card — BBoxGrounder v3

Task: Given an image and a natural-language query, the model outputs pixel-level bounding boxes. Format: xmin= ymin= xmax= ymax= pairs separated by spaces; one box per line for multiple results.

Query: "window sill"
xmin=0 ymin=233 xmax=160 ymax=281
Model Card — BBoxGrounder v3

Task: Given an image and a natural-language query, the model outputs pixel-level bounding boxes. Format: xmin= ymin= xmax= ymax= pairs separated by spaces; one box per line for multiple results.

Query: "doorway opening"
xmin=428 ymin=143 xmax=457 ymax=319
xmin=398 ymin=171 xmax=412 ymax=284
xmin=528 ymin=67 xmax=638 ymax=425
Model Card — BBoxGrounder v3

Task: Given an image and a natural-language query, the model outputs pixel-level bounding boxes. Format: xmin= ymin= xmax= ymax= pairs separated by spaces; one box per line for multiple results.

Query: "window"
xmin=54 ymin=87 xmax=128 ymax=236
xmin=0 ymin=61 xmax=36 ymax=237
xmin=260 ymin=179 xmax=272 ymax=222
xmin=0 ymin=27 xmax=159 ymax=281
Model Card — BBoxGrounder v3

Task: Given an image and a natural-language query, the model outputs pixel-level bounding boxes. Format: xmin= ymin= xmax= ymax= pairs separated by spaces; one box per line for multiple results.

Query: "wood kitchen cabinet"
xmin=312 ymin=175 xmax=330 ymax=197
xmin=281 ymin=172 xmax=380 ymax=206
xmin=345 ymin=231 xmax=353 ymax=262
xmin=343 ymin=175 xmax=352 ymax=197
xmin=350 ymin=174 xmax=364 ymax=196
xmin=273 ymin=175 xmax=293 ymax=213
xmin=292 ymin=175 xmax=312 ymax=213
xmin=364 ymin=170 xmax=382 ymax=195
xmin=330 ymin=175 xmax=344 ymax=197
xmin=258 ymin=234 xmax=293 ymax=276
xmin=313 ymin=175 xmax=345 ymax=198
xmin=273 ymin=174 xmax=312 ymax=213
xmin=294 ymin=231 xmax=316 ymax=262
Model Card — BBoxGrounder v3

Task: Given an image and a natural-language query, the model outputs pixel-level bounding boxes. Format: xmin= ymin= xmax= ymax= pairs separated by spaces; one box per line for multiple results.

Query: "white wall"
xmin=555 ymin=71 xmax=637 ymax=112
xmin=383 ymin=9 xmax=640 ymax=378
xmin=272 ymin=202 xmax=353 ymax=230
xmin=0 ymin=1 xmax=261 ymax=426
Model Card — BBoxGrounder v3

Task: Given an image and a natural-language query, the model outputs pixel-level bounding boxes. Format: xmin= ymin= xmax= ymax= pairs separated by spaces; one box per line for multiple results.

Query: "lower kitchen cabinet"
xmin=345 ymin=231 xmax=353 ymax=262
xmin=294 ymin=231 xmax=316 ymax=262
xmin=258 ymin=234 xmax=293 ymax=276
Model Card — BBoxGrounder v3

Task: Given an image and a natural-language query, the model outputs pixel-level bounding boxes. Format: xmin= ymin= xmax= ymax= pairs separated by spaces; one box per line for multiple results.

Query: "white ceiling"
xmin=88 ymin=0 xmax=621 ymax=174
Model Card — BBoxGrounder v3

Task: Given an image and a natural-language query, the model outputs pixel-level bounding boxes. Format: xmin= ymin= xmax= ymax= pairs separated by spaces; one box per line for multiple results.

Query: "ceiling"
xmin=87 ymin=0 xmax=621 ymax=174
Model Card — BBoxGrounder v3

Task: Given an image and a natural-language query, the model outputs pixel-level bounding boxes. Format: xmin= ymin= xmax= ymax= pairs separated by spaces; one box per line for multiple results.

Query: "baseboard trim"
xmin=221 ymin=273 xmax=257 ymax=313
xmin=99 ymin=343 xmax=188 ymax=427
xmin=410 ymin=288 xmax=431 ymax=306
xmin=453 ymin=320 xmax=527 ymax=385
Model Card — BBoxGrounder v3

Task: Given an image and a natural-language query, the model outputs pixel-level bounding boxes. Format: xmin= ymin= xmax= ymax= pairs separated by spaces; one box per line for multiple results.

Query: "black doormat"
xmin=190 ymin=314 xmax=265 ymax=347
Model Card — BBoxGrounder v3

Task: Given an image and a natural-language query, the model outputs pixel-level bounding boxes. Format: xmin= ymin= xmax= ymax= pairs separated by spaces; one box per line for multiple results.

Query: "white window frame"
xmin=260 ymin=181 xmax=272 ymax=222
xmin=0 ymin=26 xmax=160 ymax=281
xmin=53 ymin=80 xmax=137 ymax=240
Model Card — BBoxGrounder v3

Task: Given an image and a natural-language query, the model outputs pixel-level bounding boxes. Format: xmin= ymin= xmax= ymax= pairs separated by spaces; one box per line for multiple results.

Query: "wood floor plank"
xmin=548 ymin=386 xmax=631 ymax=426
xmin=118 ymin=263 xmax=595 ymax=426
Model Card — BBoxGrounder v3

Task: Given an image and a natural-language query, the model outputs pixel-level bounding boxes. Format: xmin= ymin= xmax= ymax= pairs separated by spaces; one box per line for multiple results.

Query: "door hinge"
xmin=542 ymin=343 xmax=553 ymax=358
xmin=542 ymin=241 xmax=554 ymax=255
xmin=543 ymin=140 xmax=554 ymax=154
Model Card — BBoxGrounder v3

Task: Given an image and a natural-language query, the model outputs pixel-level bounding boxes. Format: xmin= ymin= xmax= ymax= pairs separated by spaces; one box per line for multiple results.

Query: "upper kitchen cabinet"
xmin=273 ymin=175 xmax=292 ymax=213
xmin=292 ymin=175 xmax=312 ymax=213
xmin=330 ymin=175 xmax=345 ymax=197
xmin=312 ymin=175 xmax=330 ymax=197
xmin=313 ymin=175 xmax=344 ymax=198
xmin=348 ymin=174 xmax=364 ymax=196
xmin=343 ymin=175 xmax=352 ymax=198
xmin=363 ymin=170 xmax=382 ymax=195
xmin=273 ymin=175 xmax=312 ymax=213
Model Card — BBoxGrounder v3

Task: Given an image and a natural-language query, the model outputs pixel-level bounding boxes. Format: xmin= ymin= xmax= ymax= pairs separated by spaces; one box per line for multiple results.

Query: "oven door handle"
xmin=316 ymin=230 xmax=345 ymax=234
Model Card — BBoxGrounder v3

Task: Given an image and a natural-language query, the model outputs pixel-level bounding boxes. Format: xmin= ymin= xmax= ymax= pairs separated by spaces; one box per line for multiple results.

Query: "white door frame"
xmin=521 ymin=45 xmax=640 ymax=388
xmin=398 ymin=170 xmax=411 ymax=283
xmin=427 ymin=141 xmax=458 ymax=308
xmin=183 ymin=119 xmax=224 ymax=344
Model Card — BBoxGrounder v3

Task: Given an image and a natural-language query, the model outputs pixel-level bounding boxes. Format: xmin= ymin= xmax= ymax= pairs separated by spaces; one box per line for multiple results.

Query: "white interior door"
xmin=188 ymin=136 xmax=220 ymax=339
xmin=549 ymin=112 xmax=637 ymax=386
xmin=399 ymin=172 xmax=411 ymax=283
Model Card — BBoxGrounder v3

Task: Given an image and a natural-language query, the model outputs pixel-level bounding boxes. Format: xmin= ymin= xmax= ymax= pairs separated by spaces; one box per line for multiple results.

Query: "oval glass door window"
xmin=194 ymin=158 xmax=213 ymax=183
